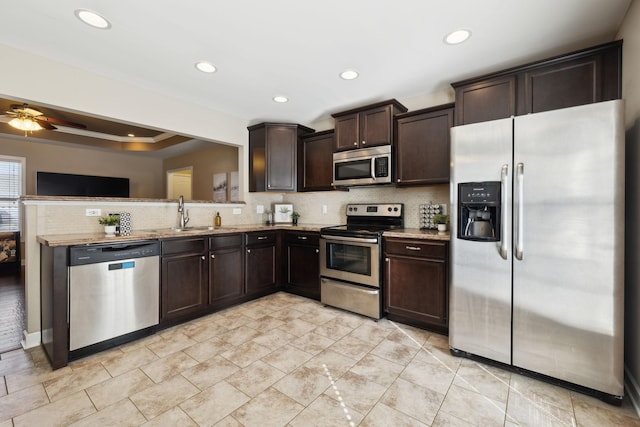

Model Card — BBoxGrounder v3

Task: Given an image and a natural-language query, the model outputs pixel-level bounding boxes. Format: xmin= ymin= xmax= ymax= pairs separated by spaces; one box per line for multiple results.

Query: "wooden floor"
xmin=0 ymin=267 xmax=24 ymax=354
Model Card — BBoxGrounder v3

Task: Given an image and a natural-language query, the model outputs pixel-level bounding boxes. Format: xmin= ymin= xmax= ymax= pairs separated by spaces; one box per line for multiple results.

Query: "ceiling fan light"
xmin=74 ymin=9 xmax=111 ymax=29
xmin=9 ymin=117 xmax=43 ymax=132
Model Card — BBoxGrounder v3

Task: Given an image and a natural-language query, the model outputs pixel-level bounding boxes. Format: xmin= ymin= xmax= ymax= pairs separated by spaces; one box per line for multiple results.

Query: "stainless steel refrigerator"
xmin=449 ymin=100 xmax=625 ymax=402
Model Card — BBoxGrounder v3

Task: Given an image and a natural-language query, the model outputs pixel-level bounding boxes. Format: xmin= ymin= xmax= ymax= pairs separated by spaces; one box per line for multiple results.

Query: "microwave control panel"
xmin=374 ymin=157 xmax=389 ymax=177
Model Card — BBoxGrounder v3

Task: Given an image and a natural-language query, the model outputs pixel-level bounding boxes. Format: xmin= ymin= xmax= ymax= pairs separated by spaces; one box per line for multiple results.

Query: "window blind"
xmin=0 ymin=159 xmax=23 ymax=231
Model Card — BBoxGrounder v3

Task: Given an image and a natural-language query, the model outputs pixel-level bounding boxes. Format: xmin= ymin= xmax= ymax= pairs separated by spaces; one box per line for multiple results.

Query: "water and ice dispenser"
xmin=457 ymin=182 xmax=501 ymax=241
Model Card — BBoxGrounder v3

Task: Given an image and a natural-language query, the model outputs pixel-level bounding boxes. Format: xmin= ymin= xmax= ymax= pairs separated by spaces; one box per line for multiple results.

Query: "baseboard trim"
xmin=625 ymin=365 xmax=640 ymax=418
xmin=21 ymin=330 xmax=40 ymax=350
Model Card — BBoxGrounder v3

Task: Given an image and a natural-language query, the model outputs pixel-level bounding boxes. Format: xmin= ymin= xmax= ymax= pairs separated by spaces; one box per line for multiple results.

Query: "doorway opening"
xmin=167 ymin=167 xmax=193 ymax=199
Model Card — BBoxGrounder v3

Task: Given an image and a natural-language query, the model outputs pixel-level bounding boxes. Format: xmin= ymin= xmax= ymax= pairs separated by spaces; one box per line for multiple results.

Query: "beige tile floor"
xmin=1 ymin=291 xmax=639 ymax=426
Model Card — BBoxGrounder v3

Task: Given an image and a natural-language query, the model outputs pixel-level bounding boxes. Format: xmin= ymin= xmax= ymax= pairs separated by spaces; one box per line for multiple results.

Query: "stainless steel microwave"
xmin=332 ymin=145 xmax=392 ymax=187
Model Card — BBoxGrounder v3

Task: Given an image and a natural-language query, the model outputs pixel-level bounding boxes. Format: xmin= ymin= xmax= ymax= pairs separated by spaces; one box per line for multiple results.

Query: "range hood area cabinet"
xmin=248 ymin=123 xmax=314 ymax=192
xmin=451 ymin=40 xmax=622 ymax=126
xmin=332 ymin=99 xmax=407 ymax=151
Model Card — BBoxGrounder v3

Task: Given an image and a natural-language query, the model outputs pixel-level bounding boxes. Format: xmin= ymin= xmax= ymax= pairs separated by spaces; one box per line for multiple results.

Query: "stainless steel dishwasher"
xmin=68 ymin=240 xmax=160 ymax=352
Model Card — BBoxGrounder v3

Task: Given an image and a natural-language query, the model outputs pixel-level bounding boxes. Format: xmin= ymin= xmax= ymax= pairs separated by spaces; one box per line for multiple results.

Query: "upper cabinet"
xmin=452 ymin=40 xmax=622 ymax=126
xmin=395 ymin=103 xmax=454 ymax=186
xmin=301 ymin=130 xmax=335 ymax=191
xmin=248 ymin=122 xmax=314 ymax=192
xmin=332 ymin=99 xmax=407 ymax=151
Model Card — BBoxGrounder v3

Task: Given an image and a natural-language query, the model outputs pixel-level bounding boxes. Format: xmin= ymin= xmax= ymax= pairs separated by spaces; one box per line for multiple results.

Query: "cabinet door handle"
xmin=201 ymin=255 xmax=206 ymax=260
xmin=385 ymin=257 xmax=389 ymax=262
xmin=211 ymin=254 xmax=215 ymax=259
xmin=315 ymin=249 xmax=319 ymax=254
xmin=405 ymin=246 xmax=422 ymax=251
xmin=257 ymin=236 xmax=268 ymax=240
xmin=247 ymin=249 xmax=251 ymax=254
xmin=297 ymin=236 xmax=308 ymax=240
xmin=353 ymin=142 xmax=358 ymax=146
xmin=362 ymin=140 xmax=366 ymax=145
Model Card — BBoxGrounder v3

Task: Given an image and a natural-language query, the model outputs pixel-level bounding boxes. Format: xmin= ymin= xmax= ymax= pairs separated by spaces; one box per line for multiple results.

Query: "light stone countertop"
xmin=38 ymin=224 xmax=450 ymax=247
xmin=383 ymin=228 xmax=450 ymax=241
xmin=37 ymin=224 xmax=329 ymax=247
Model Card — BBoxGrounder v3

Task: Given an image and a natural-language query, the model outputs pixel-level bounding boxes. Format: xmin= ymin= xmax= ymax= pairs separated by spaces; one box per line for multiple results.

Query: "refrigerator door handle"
xmin=515 ymin=162 xmax=524 ymax=260
xmin=499 ymin=164 xmax=509 ymax=259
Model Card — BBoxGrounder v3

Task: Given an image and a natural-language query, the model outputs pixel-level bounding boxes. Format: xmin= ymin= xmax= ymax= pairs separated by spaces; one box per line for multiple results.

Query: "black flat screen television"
xmin=36 ymin=172 xmax=130 ymax=197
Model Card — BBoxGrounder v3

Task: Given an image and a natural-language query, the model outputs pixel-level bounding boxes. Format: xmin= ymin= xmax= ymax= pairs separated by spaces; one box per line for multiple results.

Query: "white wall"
xmin=617 ymin=0 xmax=640 ymax=413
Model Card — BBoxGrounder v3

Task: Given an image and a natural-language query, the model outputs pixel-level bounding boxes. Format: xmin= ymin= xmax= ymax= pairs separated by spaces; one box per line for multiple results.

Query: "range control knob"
xmin=394 ymin=207 xmax=399 ymax=212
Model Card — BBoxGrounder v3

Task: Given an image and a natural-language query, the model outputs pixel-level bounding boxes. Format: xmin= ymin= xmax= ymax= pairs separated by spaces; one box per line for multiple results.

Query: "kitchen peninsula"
xmin=35 ymin=196 xmax=448 ymax=369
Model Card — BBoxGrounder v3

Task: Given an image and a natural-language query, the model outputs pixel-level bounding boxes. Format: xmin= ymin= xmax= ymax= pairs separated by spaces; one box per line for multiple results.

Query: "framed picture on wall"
xmin=213 ymin=173 xmax=227 ymax=202
xmin=273 ymin=203 xmax=293 ymax=223
xmin=229 ymin=171 xmax=239 ymax=202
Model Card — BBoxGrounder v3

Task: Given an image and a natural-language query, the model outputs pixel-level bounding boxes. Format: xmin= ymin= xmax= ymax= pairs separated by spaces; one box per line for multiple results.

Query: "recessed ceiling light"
xmin=74 ymin=9 xmax=111 ymax=29
xmin=340 ymin=70 xmax=359 ymax=80
xmin=195 ymin=61 xmax=217 ymax=73
xmin=273 ymin=96 xmax=288 ymax=103
xmin=444 ymin=29 xmax=471 ymax=45
xmin=127 ymin=133 xmax=135 ymax=137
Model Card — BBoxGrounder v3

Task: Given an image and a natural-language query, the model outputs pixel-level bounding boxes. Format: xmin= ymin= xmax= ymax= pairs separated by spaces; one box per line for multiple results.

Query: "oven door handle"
xmin=321 ymin=235 xmax=379 ymax=244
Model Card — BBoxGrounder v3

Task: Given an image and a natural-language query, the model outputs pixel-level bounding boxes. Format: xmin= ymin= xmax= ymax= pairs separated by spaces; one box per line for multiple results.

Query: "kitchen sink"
xmin=172 ymin=226 xmax=215 ymax=232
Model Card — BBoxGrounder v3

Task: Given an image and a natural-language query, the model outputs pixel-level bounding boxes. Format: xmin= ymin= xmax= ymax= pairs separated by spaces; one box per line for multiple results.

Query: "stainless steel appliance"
xmin=449 ymin=100 xmax=625 ymax=403
xmin=320 ymin=203 xmax=403 ymax=319
xmin=68 ymin=240 xmax=160 ymax=353
xmin=332 ymin=145 xmax=392 ymax=187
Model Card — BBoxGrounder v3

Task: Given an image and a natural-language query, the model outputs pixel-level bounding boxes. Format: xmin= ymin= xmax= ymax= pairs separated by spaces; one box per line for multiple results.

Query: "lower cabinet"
xmin=245 ymin=231 xmax=278 ymax=297
xmin=161 ymin=237 xmax=208 ymax=323
xmin=209 ymin=234 xmax=244 ymax=310
xmin=284 ymin=231 xmax=320 ymax=300
xmin=384 ymin=237 xmax=449 ymax=334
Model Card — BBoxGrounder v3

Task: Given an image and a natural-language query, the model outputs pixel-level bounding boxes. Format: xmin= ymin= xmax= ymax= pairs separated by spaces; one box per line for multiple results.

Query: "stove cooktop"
xmin=321 ymin=203 xmax=404 ymax=238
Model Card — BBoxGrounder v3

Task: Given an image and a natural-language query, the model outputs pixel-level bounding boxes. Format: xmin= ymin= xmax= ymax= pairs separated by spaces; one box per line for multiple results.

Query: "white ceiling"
xmin=0 ymin=0 xmax=632 ymax=136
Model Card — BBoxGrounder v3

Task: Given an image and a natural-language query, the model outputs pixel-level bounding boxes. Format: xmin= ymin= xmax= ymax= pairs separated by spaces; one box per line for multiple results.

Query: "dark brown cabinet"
xmin=332 ymin=100 xmax=407 ymax=151
xmin=452 ymin=40 xmax=622 ymax=126
xmin=395 ymin=103 xmax=454 ymax=186
xmin=384 ymin=237 xmax=449 ymax=334
xmin=245 ymin=231 xmax=278 ymax=296
xmin=161 ymin=237 xmax=208 ymax=323
xmin=248 ymin=122 xmax=314 ymax=192
xmin=284 ymin=231 xmax=320 ymax=300
xmin=301 ymin=130 xmax=335 ymax=191
xmin=209 ymin=234 xmax=244 ymax=310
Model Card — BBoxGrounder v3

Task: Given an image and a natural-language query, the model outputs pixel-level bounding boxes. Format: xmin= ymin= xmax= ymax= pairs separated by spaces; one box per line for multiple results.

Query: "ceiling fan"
xmin=3 ymin=103 xmax=86 ymax=133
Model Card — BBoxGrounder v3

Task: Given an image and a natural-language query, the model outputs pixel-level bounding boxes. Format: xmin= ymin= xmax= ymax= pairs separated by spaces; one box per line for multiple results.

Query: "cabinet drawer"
xmin=285 ymin=231 xmax=319 ymax=246
xmin=384 ymin=239 xmax=447 ymax=259
xmin=162 ymin=238 xmax=206 ymax=256
xmin=245 ymin=231 xmax=277 ymax=246
xmin=210 ymin=233 xmax=243 ymax=250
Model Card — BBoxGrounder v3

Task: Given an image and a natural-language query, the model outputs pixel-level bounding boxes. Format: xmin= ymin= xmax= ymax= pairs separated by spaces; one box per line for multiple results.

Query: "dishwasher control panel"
xmin=69 ymin=240 xmax=160 ymax=266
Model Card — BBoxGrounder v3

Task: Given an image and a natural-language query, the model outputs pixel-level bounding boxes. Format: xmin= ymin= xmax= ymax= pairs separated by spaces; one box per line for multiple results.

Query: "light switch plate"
xmin=86 ymin=208 xmax=101 ymax=216
xmin=233 ymin=208 xmax=242 ymax=215
xmin=256 ymin=205 xmax=264 ymax=214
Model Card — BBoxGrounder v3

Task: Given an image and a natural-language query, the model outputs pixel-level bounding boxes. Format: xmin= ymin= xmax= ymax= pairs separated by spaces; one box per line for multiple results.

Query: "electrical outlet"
xmin=86 ymin=208 xmax=101 ymax=217
xmin=233 ymin=208 xmax=242 ymax=215
xmin=256 ymin=205 xmax=264 ymax=214
xmin=322 ymin=205 xmax=328 ymax=214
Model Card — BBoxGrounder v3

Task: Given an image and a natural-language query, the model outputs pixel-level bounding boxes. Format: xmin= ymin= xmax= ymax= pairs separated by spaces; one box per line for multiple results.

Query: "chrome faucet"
xmin=178 ymin=195 xmax=189 ymax=228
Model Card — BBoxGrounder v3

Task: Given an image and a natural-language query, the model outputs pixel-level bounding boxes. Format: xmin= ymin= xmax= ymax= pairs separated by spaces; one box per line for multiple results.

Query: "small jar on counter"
xmin=214 ymin=212 xmax=222 ymax=227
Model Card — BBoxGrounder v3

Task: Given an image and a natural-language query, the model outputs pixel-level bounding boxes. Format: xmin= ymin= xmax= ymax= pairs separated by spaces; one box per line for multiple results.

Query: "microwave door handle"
xmin=371 ymin=157 xmax=376 ymax=180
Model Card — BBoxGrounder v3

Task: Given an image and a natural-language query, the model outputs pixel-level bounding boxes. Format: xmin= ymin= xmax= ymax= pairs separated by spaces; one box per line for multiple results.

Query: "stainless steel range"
xmin=320 ymin=203 xmax=403 ymax=319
